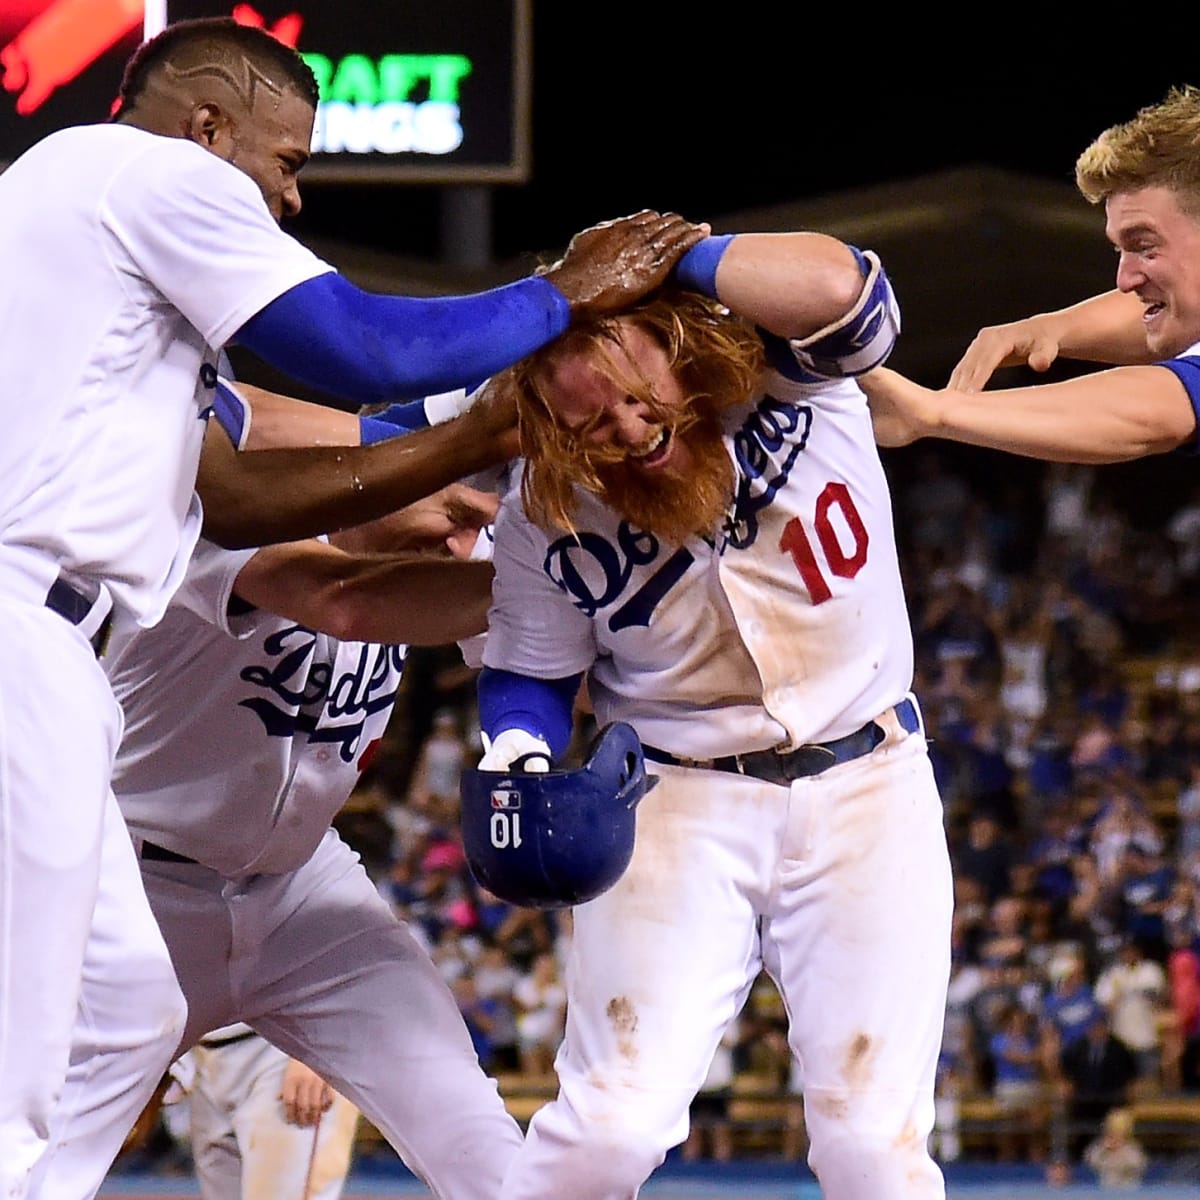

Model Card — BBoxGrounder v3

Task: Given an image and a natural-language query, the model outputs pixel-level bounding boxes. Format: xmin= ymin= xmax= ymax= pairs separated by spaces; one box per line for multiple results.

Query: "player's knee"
xmin=529 ymin=1088 xmax=679 ymax=1194
xmin=807 ymin=1114 xmax=940 ymax=1193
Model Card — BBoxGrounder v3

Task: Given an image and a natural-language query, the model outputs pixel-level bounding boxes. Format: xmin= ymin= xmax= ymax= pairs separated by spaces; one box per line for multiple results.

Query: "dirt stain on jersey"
xmin=607 ymin=995 xmax=639 ymax=1063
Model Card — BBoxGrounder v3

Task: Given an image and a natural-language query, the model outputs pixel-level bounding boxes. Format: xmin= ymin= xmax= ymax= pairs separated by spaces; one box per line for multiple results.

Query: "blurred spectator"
xmin=978 ymin=895 xmax=1029 ymax=969
xmin=1167 ymin=939 xmax=1200 ymax=1093
xmin=1094 ymin=939 xmax=1170 ymax=1090
xmin=1083 ymin=1107 xmax=1148 ymax=1188
xmin=512 ymin=952 xmax=567 ymax=1077
xmin=1178 ymin=761 xmax=1200 ymax=861
xmin=1058 ymin=1010 xmax=1138 ymax=1161
xmin=1119 ymin=843 xmax=1176 ymax=964
xmin=409 ymin=707 xmax=470 ymax=812
xmin=472 ymin=944 xmax=522 ymax=1072
xmin=902 ymin=449 xmax=973 ymax=560
xmin=1041 ymin=951 xmax=1103 ymax=1053
xmin=451 ymin=973 xmax=504 ymax=1073
xmin=989 ymin=1003 xmax=1050 ymax=1162
xmin=954 ymin=812 xmax=1014 ymax=906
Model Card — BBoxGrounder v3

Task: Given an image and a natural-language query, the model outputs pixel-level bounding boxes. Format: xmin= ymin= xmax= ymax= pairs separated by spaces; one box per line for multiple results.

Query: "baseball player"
xmin=0 ymin=10 xmax=703 ymax=1193
xmin=473 ymin=230 xmax=954 ymax=1200
xmin=102 ymin=391 xmax=526 ymax=1200
xmin=864 ymin=86 xmax=1200 ymax=468
xmin=177 ymin=1022 xmax=360 ymax=1200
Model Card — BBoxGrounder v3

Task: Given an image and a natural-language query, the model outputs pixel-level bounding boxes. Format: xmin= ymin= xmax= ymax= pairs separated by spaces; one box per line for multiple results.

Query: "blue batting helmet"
xmin=459 ymin=722 xmax=656 ymax=909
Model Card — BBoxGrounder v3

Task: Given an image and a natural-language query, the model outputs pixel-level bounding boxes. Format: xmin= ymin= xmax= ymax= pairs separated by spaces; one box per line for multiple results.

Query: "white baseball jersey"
xmin=0 ymin=122 xmax=328 ymax=1199
xmin=0 ymin=123 xmax=330 ymax=625
xmin=106 ymin=536 xmax=405 ymax=875
xmin=483 ymin=370 xmax=913 ymax=757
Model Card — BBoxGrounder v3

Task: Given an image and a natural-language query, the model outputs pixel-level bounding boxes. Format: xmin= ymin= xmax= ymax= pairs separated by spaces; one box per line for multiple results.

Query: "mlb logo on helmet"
xmin=491 ymin=789 xmax=522 ymax=810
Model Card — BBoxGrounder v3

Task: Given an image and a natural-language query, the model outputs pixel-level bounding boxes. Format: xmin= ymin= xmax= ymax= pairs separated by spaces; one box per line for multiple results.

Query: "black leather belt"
xmin=200 ymin=1028 xmax=258 ymax=1050
xmin=643 ymin=697 xmax=921 ymax=785
xmin=141 ymin=841 xmax=199 ymax=866
xmin=45 ymin=574 xmax=113 ymax=658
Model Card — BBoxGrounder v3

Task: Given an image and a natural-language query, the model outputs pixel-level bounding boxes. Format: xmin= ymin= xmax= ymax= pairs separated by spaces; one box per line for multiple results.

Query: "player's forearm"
xmin=198 ymin=406 xmax=509 ymax=548
xmin=236 ymin=273 xmax=569 ymax=405
xmin=1027 ymin=291 xmax=1154 ymax=365
xmin=238 ymin=548 xmax=494 ymax=644
xmin=929 ymin=367 xmax=1195 ymax=462
xmin=316 ymin=557 xmax=494 ymax=645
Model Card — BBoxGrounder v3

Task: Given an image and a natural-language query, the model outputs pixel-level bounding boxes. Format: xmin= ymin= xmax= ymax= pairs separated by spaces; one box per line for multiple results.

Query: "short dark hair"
xmin=115 ymin=17 xmax=318 ymax=117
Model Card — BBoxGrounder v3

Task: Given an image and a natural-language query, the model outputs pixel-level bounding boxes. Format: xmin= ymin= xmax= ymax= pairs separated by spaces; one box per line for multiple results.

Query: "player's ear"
xmin=187 ymin=103 xmax=234 ymax=154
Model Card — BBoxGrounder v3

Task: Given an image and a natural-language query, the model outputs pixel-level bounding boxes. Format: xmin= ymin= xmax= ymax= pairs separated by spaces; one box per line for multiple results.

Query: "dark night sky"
xmin=289 ymin=14 xmax=1200 ymax=266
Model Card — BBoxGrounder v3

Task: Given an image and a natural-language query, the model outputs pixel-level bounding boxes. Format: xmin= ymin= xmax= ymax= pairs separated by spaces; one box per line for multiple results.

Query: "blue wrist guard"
xmin=672 ymin=234 xmax=735 ymax=299
xmin=477 ymin=667 xmax=582 ymax=758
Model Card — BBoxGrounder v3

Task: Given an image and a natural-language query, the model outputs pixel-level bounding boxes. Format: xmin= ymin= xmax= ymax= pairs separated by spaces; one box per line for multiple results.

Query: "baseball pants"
xmin=502 ymin=721 xmax=953 ymax=1200
xmin=140 ymin=829 xmax=524 ymax=1200
xmin=0 ymin=600 xmax=186 ymax=1199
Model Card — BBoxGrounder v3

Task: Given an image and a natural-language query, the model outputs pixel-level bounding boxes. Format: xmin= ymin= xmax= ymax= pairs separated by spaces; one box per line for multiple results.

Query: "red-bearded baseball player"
xmin=474 ymin=230 xmax=954 ymax=1200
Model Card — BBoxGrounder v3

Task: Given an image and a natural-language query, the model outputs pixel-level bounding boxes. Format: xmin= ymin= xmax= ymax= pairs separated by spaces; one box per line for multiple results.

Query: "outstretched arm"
xmin=235 ymin=211 xmax=709 ymax=404
xmin=197 ymin=385 xmax=516 ymax=548
xmin=948 ymin=290 xmax=1153 ymax=391
xmin=862 ymin=362 xmax=1197 ymax=463
xmin=231 ymin=541 xmax=494 ymax=645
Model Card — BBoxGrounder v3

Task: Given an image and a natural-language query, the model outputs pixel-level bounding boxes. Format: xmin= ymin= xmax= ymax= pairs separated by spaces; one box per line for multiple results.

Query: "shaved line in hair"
xmin=159 ymin=54 xmax=287 ymax=112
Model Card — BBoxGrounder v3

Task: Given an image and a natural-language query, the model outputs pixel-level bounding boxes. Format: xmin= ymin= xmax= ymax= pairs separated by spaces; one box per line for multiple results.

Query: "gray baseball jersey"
xmin=105 ymin=538 xmax=524 ymax=1200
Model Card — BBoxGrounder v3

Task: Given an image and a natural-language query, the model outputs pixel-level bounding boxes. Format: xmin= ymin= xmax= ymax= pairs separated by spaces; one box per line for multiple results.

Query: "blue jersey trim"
xmin=211 ymin=378 xmax=249 ymax=447
xmin=235 ymin=273 xmax=571 ymax=405
xmin=477 ymin=667 xmax=582 ymax=759
xmin=1159 ymin=355 xmax=1200 ymax=455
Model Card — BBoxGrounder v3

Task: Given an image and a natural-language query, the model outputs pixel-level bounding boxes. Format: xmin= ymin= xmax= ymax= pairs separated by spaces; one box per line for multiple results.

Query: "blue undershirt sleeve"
xmin=477 ymin=667 xmax=583 ymax=759
xmin=235 ymin=272 xmax=570 ymax=405
xmin=1157 ymin=356 xmax=1200 ymax=455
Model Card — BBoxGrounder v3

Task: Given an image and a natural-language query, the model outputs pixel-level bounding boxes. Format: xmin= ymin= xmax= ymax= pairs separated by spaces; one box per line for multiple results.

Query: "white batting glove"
xmin=479 ymin=728 xmax=551 ymax=773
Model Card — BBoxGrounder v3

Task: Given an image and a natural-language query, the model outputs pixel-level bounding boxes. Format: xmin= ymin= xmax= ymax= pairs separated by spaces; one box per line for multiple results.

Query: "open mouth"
xmin=629 ymin=427 xmax=673 ymax=469
xmin=1142 ymin=299 xmax=1166 ymax=322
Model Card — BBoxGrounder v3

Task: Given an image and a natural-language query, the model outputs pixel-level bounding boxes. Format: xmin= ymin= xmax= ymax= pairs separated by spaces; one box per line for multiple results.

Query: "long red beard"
xmin=594 ymin=416 xmax=734 ymax=546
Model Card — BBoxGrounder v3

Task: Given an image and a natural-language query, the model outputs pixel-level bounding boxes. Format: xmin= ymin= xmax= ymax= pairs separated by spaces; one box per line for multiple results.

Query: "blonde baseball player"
xmin=474 ymin=231 xmax=954 ymax=1200
xmin=0 ymin=10 xmax=702 ymax=1192
xmin=179 ymin=1023 xmax=360 ymax=1200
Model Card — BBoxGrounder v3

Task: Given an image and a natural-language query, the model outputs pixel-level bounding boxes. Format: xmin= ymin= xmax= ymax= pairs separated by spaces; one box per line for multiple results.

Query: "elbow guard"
xmin=788 ymin=248 xmax=901 ymax=380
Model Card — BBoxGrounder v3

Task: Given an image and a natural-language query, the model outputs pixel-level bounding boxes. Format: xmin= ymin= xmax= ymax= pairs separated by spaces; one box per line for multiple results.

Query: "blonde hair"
xmin=1076 ymin=85 xmax=1200 ymax=217
xmin=493 ymin=288 xmax=763 ymax=533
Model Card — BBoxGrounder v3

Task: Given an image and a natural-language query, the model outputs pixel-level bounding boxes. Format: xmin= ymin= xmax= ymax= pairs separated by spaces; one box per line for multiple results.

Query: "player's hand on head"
xmin=949 ymin=319 xmax=1061 ymax=391
xmin=859 ymin=367 xmax=936 ymax=448
xmin=280 ymin=1059 xmax=334 ymax=1128
xmin=479 ymin=728 xmax=551 ymax=773
xmin=545 ymin=210 xmax=710 ymax=320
